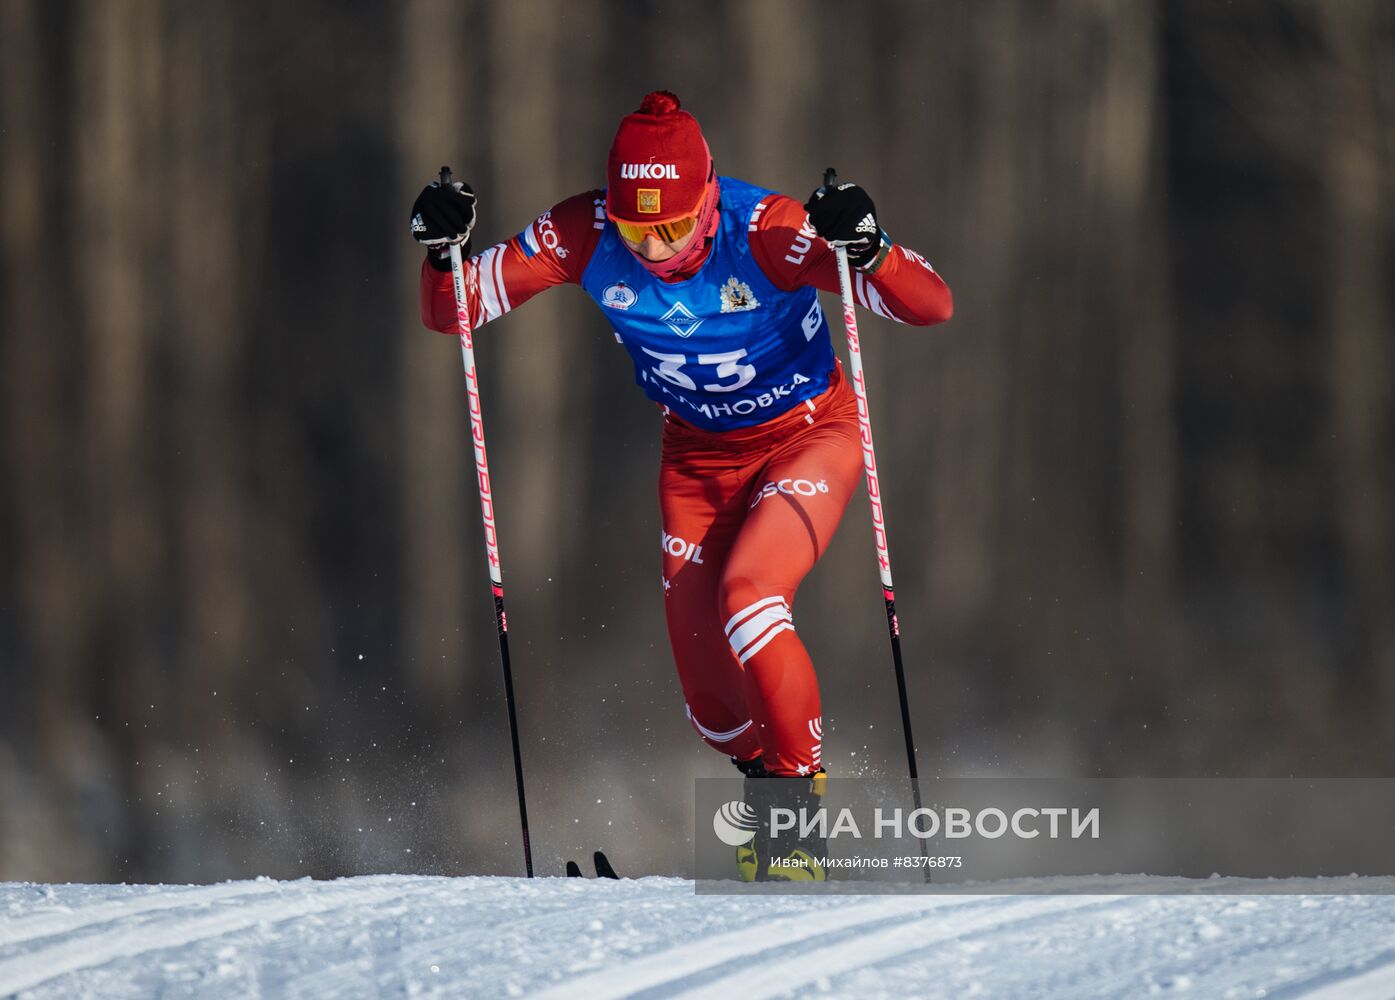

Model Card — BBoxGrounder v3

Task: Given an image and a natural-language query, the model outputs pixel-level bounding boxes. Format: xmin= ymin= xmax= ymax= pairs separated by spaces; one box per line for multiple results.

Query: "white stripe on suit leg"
xmin=724 ymin=596 xmax=786 ymax=638
xmin=727 ymin=603 xmax=792 ymax=657
xmin=685 ymin=704 xmax=754 ymax=744
xmin=737 ymin=621 xmax=795 ymax=664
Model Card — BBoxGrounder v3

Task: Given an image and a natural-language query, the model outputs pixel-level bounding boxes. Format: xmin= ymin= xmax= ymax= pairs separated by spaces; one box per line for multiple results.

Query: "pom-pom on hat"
xmin=607 ymin=90 xmax=713 ymax=223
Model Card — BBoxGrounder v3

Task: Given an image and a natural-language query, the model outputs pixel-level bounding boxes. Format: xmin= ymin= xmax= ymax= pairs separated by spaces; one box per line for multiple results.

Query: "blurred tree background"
xmin=1 ymin=0 xmax=1391 ymax=882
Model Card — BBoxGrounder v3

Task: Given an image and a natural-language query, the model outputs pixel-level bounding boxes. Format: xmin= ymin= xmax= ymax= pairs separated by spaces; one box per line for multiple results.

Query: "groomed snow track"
xmin=4 ymin=875 xmax=1395 ymax=998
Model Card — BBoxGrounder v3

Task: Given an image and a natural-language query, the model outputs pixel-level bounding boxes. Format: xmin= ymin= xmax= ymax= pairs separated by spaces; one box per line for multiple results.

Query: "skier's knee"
xmin=720 ymin=584 xmax=795 ymax=666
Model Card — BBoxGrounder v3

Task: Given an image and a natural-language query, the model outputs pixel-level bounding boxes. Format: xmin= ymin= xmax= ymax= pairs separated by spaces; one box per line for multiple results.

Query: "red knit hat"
xmin=607 ymin=91 xmax=713 ymax=223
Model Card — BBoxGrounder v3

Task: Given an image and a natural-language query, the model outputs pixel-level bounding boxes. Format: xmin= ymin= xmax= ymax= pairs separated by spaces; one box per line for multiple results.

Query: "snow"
xmin=3 ymin=875 xmax=1395 ymax=998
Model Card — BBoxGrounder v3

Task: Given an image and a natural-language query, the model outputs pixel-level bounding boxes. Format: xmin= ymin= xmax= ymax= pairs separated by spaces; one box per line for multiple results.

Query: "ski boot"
xmin=731 ymin=756 xmax=767 ymax=881
xmin=731 ymin=757 xmax=828 ymax=882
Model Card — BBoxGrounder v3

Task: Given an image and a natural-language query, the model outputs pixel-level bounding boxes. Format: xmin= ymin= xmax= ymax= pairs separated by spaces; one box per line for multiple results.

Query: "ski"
xmin=565 ymin=851 xmax=619 ymax=879
xmin=593 ymin=850 xmax=618 ymax=879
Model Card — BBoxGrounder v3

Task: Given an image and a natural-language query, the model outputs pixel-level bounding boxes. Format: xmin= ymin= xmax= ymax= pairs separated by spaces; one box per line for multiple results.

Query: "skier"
xmin=411 ymin=91 xmax=952 ymax=880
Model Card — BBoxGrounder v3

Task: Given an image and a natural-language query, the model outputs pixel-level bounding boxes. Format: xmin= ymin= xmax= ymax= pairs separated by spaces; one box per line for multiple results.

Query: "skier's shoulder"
xmin=729 ymin=183 xmax=819 ymax=283
xmin=750 ymin=192 xmax=810 ymax=235
xmin=514 ymin=189 xmax=606 ymax=273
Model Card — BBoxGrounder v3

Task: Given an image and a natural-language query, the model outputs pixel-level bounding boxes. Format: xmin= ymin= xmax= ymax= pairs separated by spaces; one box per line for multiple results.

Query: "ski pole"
xmin=822 ymin=168 xmax=929 ymax=861
xmin=440 ymin=166 xmax=533 ymax=878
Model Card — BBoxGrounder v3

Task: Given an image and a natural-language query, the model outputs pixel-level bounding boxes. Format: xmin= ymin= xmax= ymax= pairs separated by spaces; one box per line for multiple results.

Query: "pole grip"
xmin=439 ymin=165 xmax=453 ymax=187
xmin=823 ymin=167 xmax=838 ymax=190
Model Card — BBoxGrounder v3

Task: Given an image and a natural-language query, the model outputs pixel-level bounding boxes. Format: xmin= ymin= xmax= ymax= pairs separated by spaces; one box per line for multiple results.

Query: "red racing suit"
xmin=420 ymin=184 xmax=952 ymax=776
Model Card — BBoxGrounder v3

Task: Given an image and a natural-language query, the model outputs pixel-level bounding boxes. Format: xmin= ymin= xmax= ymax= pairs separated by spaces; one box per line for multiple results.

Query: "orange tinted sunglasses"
xmin=613 ymin=214 xmax=700 ymax=245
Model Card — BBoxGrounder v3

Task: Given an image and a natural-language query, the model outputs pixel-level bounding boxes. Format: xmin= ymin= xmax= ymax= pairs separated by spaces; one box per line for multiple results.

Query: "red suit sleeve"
xmin=748 ymin=194 xmax=953 ymax=326
xmin=419 ymin=190 xmax=606 ymax=334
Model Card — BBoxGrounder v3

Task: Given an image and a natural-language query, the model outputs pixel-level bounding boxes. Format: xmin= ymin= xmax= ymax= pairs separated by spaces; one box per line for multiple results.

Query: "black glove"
xmin=411 ymin=180 xmax=476 ymax=271
xmin=804 ymin=182 xmax=890 ymax=272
